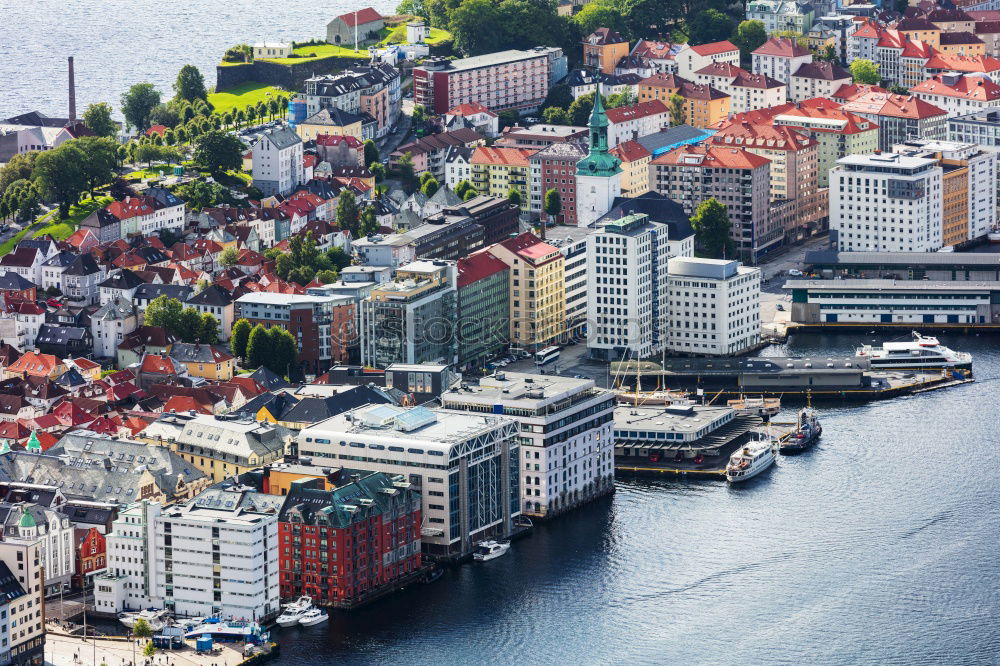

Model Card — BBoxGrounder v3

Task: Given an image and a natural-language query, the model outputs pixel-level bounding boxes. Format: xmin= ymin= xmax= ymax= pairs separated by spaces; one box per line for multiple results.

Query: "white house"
xmin=96 ymin=501 xmax=163 ymax=614
xmin=605 ymin=100 xmax=670 ymax=148
xmin=752 ymin=37 xmax=813 ymax=85
xmin=790 ymin=61 xmax=852 ymax=103
xmin=90 ymin=296 xmax=138 ymax=359
xmin=251 ymin=126 xmax=305 ymax=196
xmin=675 ymin=41 xmax=740 ymax=79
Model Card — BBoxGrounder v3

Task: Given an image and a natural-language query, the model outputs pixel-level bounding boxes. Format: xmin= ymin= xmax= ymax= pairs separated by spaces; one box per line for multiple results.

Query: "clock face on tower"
xmin=589 ymin=163 xmax=596 ymax=171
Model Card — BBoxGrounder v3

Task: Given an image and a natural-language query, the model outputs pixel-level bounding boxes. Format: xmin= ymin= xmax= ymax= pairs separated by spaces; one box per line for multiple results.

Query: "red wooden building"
xmin=73 ymin=527 xmax=107 ymax=589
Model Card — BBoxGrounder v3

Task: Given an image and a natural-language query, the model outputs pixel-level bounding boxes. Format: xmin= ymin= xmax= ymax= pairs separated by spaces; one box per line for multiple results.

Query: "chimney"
xmin=68 ymin=56 xmax=76 ymax=122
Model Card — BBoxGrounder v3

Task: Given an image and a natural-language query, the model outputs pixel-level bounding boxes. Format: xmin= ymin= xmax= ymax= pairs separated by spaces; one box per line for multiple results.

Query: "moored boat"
xmin=473 ymin=540 xmax=510 ymax=561
xmin=119 ymin=608 xmax=170 ymax=632
xmin=856 ymin=331 xmax=972 ymax=370
xmin=726 ymin=437 xmax=778 ymax=483
xmin=276 ymin=596 xmax=314 ymax=627
xmin=297 ymin=608 xmax=329 ymax=626
xmin=184 ymin=618 xmax=267 ymax=644
xmin=727 ymin=396 xmax=781 ymax=420
xmin=780 ymin=407 xmax=822 ymax=454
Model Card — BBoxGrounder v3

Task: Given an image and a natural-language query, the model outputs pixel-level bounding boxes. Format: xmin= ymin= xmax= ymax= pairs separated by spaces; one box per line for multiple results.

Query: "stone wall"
xmin=215 ymin=55 xmax=369 ymax=93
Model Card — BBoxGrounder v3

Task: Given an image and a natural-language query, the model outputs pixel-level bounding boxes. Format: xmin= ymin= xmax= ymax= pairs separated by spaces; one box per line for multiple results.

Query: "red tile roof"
xmin=7 ymin=352 xmax=59 ymax=378
xmin=632 ymin=40 xmax=679 ymax=60
xmin=105 ymin=196 xmax=155 ymax=221
xmin=689 ymin=40 xmax=738 ymax=56
xmin=457 ymin=252 xmax=509 ymax=288
xmin=638 ymin=73 xmax=690 ymax=89
xmin=605 ymin=100 xmax=668 ymax=123
xmin=610 ymin=140 xmax=652 ymax=162
xmin=694 ymin=62 xmax=748 ymax=78
xmin=842 ymin=92 xmax=948 ymax=119
xmin=752 ymin=37 xmax=811 ymax=57
xmin=495 ymin=232 xmax=560 ymax=263
xmin=140 ymin=354 xmax=177 ymax=375
xmin=337 ymin=7 xmax=382 ymax=27
xmin=911 ymin=74 xmax=1000 ymax=101
xmin=774 ymin=98 xmax=880 ymax=134
xmin=924 ymin=52 xmax=1000 ymax=72
xmin=652 ymin=143 xmax=771 ymax=169
xmin=712 ymin=122 xmax=816 ymax=151
xmin=447 ymin=102 xmax=497 ymax=118
xmin=470 ymin=146 xmax=535 ymax=167
xmin=162 ymin=395 xmax=211 ymax=415
xmin=316 ymin=133 xmax=363 ymax=148
xmin=832 ymin=83 xmax=889 ymax=102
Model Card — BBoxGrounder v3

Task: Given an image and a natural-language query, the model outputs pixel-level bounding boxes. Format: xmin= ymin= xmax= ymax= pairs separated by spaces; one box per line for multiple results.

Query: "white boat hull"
xmin=299 ymin=613 xmax=328 ymax=627
xmin=276 ymin=616 xmax=301 ymax=627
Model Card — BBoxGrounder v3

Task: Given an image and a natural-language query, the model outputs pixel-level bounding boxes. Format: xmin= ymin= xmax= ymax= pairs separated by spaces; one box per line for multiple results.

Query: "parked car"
xmin=776 ymin=303 xmax=784 ymax=311
xmin=787 ymin=269 xmax=804 ymax=277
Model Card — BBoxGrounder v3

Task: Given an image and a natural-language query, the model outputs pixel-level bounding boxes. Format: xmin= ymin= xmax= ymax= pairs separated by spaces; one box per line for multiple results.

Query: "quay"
xmin=43 ymin=626 xmax=248 ymax=666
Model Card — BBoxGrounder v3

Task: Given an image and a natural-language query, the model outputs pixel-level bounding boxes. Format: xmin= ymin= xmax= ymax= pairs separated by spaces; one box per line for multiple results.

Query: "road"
xmin=757 ymin=233 xmax=832 ymax=285
xmin=499 ymin=343 xmax=615 ymax=388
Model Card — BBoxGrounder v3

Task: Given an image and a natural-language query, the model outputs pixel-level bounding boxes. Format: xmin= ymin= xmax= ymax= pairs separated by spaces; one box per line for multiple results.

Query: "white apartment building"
xmin=586 ymin=213 xmax=670 ymax=361
xmin=439 ymin=373 xmax=615 ymax=520
xmin=155 ymin=488 xmax=281 ymax=621
xmin=298 ymin=404 xmax=521 ymax=559
xmin=675 ymin=41 xmax=741 ymax=79
xmin=667 ymin=257 xmax=761 ymax=356
xmin=547 ymin=225 xmax=597 ymax=337
xmin=751 ymin=38 xmax=813 ymax=85
xmin=95 ymin=501 xmax=163 ymax=614
xmin=789 ymin=62 xmax=852 ymax=103
xmin=251 ymin=126 xmax=305 ymax=197
xmin=605 ymin=101 xmax=670 ymax=148
xmin=90 ymin=296 xmax=137 ymax=359
xmin=830 ymin=152 xmax=944 ymax=252
xmin=0 ymin=504 xmax=75 ymax=595
xmin=0 ymin=539 xmax=45 ymax=665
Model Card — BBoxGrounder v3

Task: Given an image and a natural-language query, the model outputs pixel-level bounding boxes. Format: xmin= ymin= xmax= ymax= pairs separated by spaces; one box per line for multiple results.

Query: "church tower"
xmin=575 ymin=83 xmax=622 ymax=227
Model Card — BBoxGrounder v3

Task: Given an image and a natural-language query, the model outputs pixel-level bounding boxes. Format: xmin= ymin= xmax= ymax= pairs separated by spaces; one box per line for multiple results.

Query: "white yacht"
xmin=276 ymin=596 xmax=314 ymax=627
xmin=119 ymin=608 xmax=170 ymax=632
xmin=297 ymin=608 xmax=329 ymax=627
xmin=856 ymin=332 xmax=972 ymax=369
xmin=473 ymin=540 xmax=510 ymax=561
xmin=726 ymin=438 xmax=778 ymax=483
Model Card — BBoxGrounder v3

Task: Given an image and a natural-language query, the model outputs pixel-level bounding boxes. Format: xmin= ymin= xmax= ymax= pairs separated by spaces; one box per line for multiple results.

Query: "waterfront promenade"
xmin=44 ymin=630 xmax=244 ymax=666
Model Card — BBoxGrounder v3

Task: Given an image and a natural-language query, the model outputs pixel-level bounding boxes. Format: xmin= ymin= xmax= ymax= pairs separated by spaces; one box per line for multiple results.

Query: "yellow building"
xmin=677 ymin=81 xmax=731 ymax=128
xmin=898 ymin=17 xmax=941 ymax=48
xmin=637 ymin=73 xmax=687 ymax=104
xmin=942 ymin=160 xmax=970 ymax=247
xmin=583 ymin=28 xmax=630 ymax=75
xmin=169 ymin=343 xmax=236 ymax=381
xmin=470 ymin=146 xmax=535 ymax=211
xmin=137 ymin=412 xmax=288 ymax=484
xmin=295 ymin=107 xmax=365 ymax=142
xmin=486 ymin=233 xmax=566 ymax=348
xmin=611 ymin=140 xmax=652 ymax=196
xmin=937 ymin=34 xmax=986 ymax=56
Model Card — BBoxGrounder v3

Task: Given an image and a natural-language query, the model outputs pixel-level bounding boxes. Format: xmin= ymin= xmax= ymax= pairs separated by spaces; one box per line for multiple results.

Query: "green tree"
xmin=888 ymin=84 xmax=909 ymax=95
xmin=669 ymin=94 xmax=687 ymax=127
xmin=82 ymin=102 xmax=118 ymax=137
xmin=288 ymin=265 xmax=316 ymax=286
xmin=336 ymin=190 xmax=361 ymax=237
xmin=222 ymin=111 xmax=234 ymax=128
xmin=542 ymin=84 xmax=574 ymax=113
xmin=573 ymin=1 xmax=623 ymax=36
xmin=543 ymin=188 xmax=561 ymax=223
xmin=732 ymin=20 xmax=768 ymax=65
xmin=412 ymin=104 xmax=427 ymax=126
xmin=267 ymin=326 xmax=298 ymax=376
xmin=454 ymin=179 xmax=476 ymax=200
xmin=359 ymin=206 xmax=379 ymax=236
xmin=247 ymin=106 xmax=258 ymax=126
xmin=246 ymin=324 xmax=269 ymax=369
xmin=816 ymin=44 xmax=837 ymax=62
xmin=231 ymin=319 xmax=252 ymax=361
xmin=606 ymin=89 xmax=637 ymax=109
xmin=133 ymin=619 xmax=154 ymax=640
xmin=144 ymin=295 xmax=184 ymax=332
xmin=691 ymin=197 xmax=734 ymax=258
xmin=396 ymin=152 xmax=418 ymax=194
xmin=143 ymin=641 xmax=156 ymax=658
xmin=163 ymin=128 xmax=176 ymax=145
xmin=120 ymin=82 xmax=161 ymax=131
xmin=150 ymin=132 xmax=163 ymax=146
xmin=462 ymin=187 xmax=478 ymax=201
xmin=421 ymin=176 xmax=440 ymax=197
xmin=148 ymin=103 xmax=181 ymax=129
xmin=199 ymin=312 xmax=220 ymax=345
xmin=174 ymin=127 xmax=188 ymax=144
xmin=327 ymin=246 xmax=351 ymax=270
xmin=194 ymin=130 xmax=243 ymax=174
xmin=498 ymin=109 xmax=520 ymax=131
xmin=174 ymin=65 xmax=208 ymax=102
xmin=0 ymin=152 xmax=38 ymax=196
xmin=849 ymin=59 xmax=880 ymax=85
xmin=369 ymin=162 xmax=386 ymax=182
xmin=450 ymin=0 xmax=504 ymax=55
xmin=220 ymin=245 xmax=239 ymax=267
xmin=543 ymin=106 xmax=569 ymax=125
xmin=176 ymin=180 xmax=224 ymax=213
xmin=568 ymin=93 xmax=599 ymax=126
xmin=274 ymin=253 xmax=294 ymax=280
xmin=507 ymin=186 xmax=522 ymax=207
xmin=33 ymin=143 xmax=87 ymax=217
xmin=316 ymin=269 xmax=340 ymax=284
xmin=75 ymin=136 xmax=118 ymax=197
xmin=363 ymin=139 xmax=380 ymax=167
xmin=688 ymin=9 xmax=735 ymax=46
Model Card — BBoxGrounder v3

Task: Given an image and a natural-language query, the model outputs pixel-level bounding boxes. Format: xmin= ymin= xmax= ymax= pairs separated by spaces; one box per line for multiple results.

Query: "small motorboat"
xmin=473 ymin=540 xmax=511 ymax=561
xmin=119 ymin=608 xmax=170 ymax=632
xmin=297 ymin=608 xmax=328 ymax=627
xmin=276 ymin=596 xmax=314 ymax=627
xmin=423 ymin=568 xmax=445 ymax=584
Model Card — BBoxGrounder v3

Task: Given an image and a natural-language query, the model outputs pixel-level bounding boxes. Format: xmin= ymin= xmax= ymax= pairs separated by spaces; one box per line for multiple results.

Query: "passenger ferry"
xmin=855 ymin=332 xmax=972 ymax=370
xmin=726 ymin=437 xmax=778 ymax=483
xmin=184 ymin=618 xmax=268 ymax=644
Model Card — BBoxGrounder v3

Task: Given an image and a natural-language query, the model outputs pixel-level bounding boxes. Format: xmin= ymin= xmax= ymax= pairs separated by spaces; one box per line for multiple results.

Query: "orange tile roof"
xmin=832 ymin=83 xmax=889 ymax=101
xmin=162 ymin=395 xmax=212 ymax=415
xmin=752 ymin=37 xmax=811 ymax=57
xmin=851 ymin=19 xmax=884 ymax=39
xmin=611 ymin=140 xmax=652 ymax=162
xmin=712 ymin=122 xmax=816 ymax=151
xmin=140 ymin=354 xmax=176 ymax=375
xmin=924 ymin=52 xmax=1000 ymax=72
xmin=105 ymin=196 xmax=155 ymax=221
xmin=447 ymin=102 xmax=497 ymax=117
xmin=470 ymin=146 xmax=535 ymax=167
xmin=495 ymin=232 xmax=560 ymax=263
xmin=6 ymin=352 xmax=59 ymax=377
xmin=689 ymin=40 xmax=738 ymax=56
xmin=694 ymin=61 xmax=749 ymax=78
xmin=775 ymin=98 xmax=880 ymax=134
xmin=911 ymin=74 xmax=1000 ymax=101
xmin=651 ymin=143 xmax=770 ymax=169
xmin=842 ymin=92 xmax=948 ymax=119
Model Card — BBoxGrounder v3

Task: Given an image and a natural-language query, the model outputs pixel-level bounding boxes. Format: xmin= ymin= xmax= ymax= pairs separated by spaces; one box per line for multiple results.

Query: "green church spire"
xmin=26 ymin=431 xmax=41 ymax=453
xmin=576 ymin=81 xmax=621 ymax=177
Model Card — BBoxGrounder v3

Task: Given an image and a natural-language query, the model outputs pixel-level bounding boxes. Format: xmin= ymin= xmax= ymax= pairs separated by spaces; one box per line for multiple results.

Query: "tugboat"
xmin=726 ymin=436 xmax=778 ymax=483
xmin=780 ymin=406 xmax=822 ymax=454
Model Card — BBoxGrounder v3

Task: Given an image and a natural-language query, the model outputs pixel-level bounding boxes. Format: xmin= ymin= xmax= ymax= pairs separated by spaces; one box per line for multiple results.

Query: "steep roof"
xmin=651 ymin=143 xmax=771 ymax=169
xmin=585 ymin=27 xmax=626 ymax=45
xmin=638 ymin=73 xmax=690 ymax=89
xmin=911 ymin=74 xmax=1000 ymax=101
xmin=752 ymin=37 xmax=811 ymax=57
xmin=610 ymin=140 xmax=653 ymax=163
xmin=336 ymin=7 xmax=382 ymax=27
xmin=712 ymin=122 xmax=816 ymax=151
xmin=689 ymin=40 xmax=738 ymax=56
xmin=792 ymin=61 xmax=851 ymax=81
xmin=842 ymin=92 xmax=948 ymax=119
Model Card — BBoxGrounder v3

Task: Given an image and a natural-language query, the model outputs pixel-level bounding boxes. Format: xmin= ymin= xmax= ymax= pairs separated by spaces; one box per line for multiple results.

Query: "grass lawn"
xmin=218 ymin=60 xmax=252 ymax=68
xmin=33 ymin=196 xmax=112 ymax=241
xmin=125 ymin=164 xmax=182 ymax=181
xmin=382 ymin=25 xmax=451 ymax=45
xmin=255 ymin=26 xmax=452 ymax=65
xmin=208 ymin=83 xmax=287 ymax=115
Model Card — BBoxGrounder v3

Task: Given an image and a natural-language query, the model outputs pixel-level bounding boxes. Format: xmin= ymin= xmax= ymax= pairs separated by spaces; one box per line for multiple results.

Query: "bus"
xmin=534 ymin=346 xmax=561 ymax=366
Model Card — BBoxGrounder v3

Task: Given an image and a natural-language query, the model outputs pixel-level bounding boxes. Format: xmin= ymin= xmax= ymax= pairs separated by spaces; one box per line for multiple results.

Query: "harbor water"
xmin=272 ymin=333 xmax=1000 ymax=665
xmin=0 ymin=0 xmax=397 ymax=121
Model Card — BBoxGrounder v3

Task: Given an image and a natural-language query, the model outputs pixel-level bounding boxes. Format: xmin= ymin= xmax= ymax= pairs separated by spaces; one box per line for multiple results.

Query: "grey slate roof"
xmin=62 ymin=253 xmax=101 ymax=277
xmin=0 ymin=272 xmax=35 ymax=290
xmin=187 ymin=284 xmax=233 ymax=307
xmin=279 ymin=385 xmax=393 ymax=424
xmin=260 ymin=126 xmax=302 ymax=151
xmin=133 ymin=283 xmax=193 ymax=301
xmin=35 ymin=324 xmax=89 ymax=345
xmin=92 ymin=296 xmax=135 ymax=321
xmin=99 ymin=269 xmax=144 ymax=290
xmin=248 ymin=366 xmax=291 ymax=391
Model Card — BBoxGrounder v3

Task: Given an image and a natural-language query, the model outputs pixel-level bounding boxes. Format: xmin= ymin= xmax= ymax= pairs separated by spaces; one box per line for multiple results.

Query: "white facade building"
xmin=96 ymin=501 xmax=163 ymax=614
xmin=830 ymin=152 xmax=944 ymax=252
xmin=667 ymin=257 xmax=761 ymax=356
xmin=155 ymin=488 xmax=281 ymax=621
xmin=90 ymin=296 xmax=137 ymax=359
xmin=251 ymin=127 xmax=305 ymax=197
xmin=298 ymin=404 xmax=520 ymax=559
xmin=586 ymin=213 xmax=670 ymax=361
xmin=439 ymin=373 xmax=615 ymax=519
xmin=1 ymin=504 xmax=75 ymax=595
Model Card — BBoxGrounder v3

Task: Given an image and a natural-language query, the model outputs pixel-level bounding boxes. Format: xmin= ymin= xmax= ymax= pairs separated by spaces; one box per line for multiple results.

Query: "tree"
xmin=0 ymin=152 xmax=38 ymax=196
xmin=231 ymin=319 xmax=252 ymax=361
xmin=33 ymin=143 xmax=87 ymax=217
xmin=336 ymin=190 xmax=361 ymax=237
xmin=363 ymin=139 xmax=380 ymax=167
xmin=143 ymin=641 xmax=156 ymax=658
xmin=220 ymin=245 xmax=239 ymax=267
xmin=316 ymin=269 xmax=339 ymax=284
xmin=412 ymin=104 xmax=427 ymax=126
xmin=247 ymin=106 xmax=258 ymax=126
xmin=543 ymin=188 xmax=561 ymax=223
xmin=148 ymin=103 xmax=181 ymax=129
xmin=121 ymin=82 xmax=161 ymax=131
xmin=199 ymin=312 xmax=220 ymax=345
xmin=396 ymin=152 xmax=418 ymax=194
xmin=455 ymin=179 xmax=476 ymax=200
xmin=421 ymin=176 xmax=440 ymax=197
xmin=849 ymin=59 xmax=880 ymax=85
xmin=163 ymin=128 xmax=176 ymax=145
xmin=732 ymin=20 xmax=768 ymax=65
xmin=144 ymin=295 xmax=184 ymax=332
xmin=568 ymin=93 xmax=598 ymax=126
xmin=817 ymin=44 xmax=837 ymax=62
xmin=669 ymin=94 xmax=687 ymax=127
xmin=691 ymin=198 xmax=734 ymax=258
xmin=687 ymin=9 xmax=735 ymax=46
xmin=888 ymin=84 xmax=909 ymax=95
xmin=369 ymin=162 xmax=386 ymax=182
xmin=194 ymin=130 xmax=244 ymax=174
xmin=507 ymin=187 xmax=523 ymax=207
xmin=327 ymin=246 xmax=351 ymax=270
xmin=572 ymin=1 xmax=623 ymax=36
xmin=450 ymin=0 xmax=504 ymax=55
xmin=462 ymin=187 xmax=479 ymax=201
xmin=359 ymin=206 xmax=380 ymax=236
xmin=246 ymin=324 xmax=269 ymax=369
xmin=75 ymin=136 xmax=118 ymax=197
xmin=133 ymin=619 xmax=153 ymax=640
xmin=498 ymin=109 xmax=520 ymax=131
xmin=174 ymin=64 xmax=208 ymax=102
xmin=543 ymin=106 xmax=569 ymax=125
xmin=542 ymin=84 xmax=574 ymax=113
xmin=267 ymin=326 xmax=298 ymax=376
xmin=82 ymin=102 xmax=117 ymax=137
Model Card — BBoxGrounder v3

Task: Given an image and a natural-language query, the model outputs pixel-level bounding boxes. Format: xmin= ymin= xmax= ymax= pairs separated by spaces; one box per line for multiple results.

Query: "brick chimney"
xmin=68 ymin=56 xmax=76 ymax=122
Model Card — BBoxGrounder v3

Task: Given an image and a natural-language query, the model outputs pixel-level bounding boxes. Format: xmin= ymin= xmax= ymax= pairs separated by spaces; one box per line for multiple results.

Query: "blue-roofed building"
xmin=636 ymin=125 xmax=714 ymax=158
